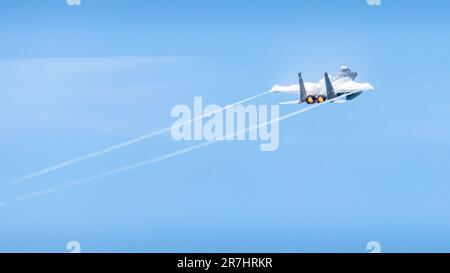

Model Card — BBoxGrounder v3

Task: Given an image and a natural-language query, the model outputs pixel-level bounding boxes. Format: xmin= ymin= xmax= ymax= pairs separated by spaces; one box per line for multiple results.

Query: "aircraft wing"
xmin=336 ymin=80 xmax=374 ymax=93
xmin=270 ymin=82 xmax=317 ymax=94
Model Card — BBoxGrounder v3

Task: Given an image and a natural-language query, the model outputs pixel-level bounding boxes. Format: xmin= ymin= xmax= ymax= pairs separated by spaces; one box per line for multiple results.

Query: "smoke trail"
xmin=11 ymin=90 xmax=271 ymax=184
xmin=2 ymin=95 xmax=347 ymax=206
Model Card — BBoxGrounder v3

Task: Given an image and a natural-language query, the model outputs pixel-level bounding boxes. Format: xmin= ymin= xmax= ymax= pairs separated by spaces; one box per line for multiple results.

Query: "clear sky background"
xmin=0 ymin=0 xmax=449 ymax=252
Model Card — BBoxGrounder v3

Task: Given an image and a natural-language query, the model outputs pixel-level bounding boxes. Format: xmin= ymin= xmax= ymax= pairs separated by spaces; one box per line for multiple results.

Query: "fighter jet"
xmin=271 ymin=66 xmax=374 ymax=104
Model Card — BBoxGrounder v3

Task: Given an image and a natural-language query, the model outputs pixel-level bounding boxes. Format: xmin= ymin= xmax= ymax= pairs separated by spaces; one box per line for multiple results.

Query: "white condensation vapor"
xmin=11 ymin=91 xmax=271 ymax=185
xmin=1 ymin=94 xmax=350 ymax=206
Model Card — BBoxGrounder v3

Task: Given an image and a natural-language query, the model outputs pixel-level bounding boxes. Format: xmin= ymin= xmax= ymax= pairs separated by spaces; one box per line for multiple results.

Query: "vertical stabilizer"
xmin=324 ymin=72 xmax=337 ymax=99
xmin=298 ymin=72 xmax=307 ymax=103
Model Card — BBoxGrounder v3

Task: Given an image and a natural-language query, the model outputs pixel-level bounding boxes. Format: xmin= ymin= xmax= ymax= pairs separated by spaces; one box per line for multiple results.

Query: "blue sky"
xmin=1 ymin=0 xmax=450 ymax=252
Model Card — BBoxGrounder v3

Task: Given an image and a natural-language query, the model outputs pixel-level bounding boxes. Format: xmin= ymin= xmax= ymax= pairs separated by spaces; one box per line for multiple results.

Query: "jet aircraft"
xmin=271 ymin=66 xmax=374 ymax=104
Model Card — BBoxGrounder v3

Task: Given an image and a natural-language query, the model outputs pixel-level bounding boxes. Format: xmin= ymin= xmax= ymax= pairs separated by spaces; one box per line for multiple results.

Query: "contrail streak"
xmin=1 ymin=95 xmax=345 ymax=207
xmin=11 ymin=90 xmax=270 ymax=184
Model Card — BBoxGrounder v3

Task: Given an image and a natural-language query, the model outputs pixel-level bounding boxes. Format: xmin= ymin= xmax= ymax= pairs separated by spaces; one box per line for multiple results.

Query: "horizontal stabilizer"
xmin=279 ymin=100 xmax=300 ymax=105
xmin=332 ymin=99 xmax=347 ymax=104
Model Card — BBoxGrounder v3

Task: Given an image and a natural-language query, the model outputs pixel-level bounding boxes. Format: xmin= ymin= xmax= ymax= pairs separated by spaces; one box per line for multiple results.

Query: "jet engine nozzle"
xmin=316 ymin=95 xmax=326 ymax=103
xmin=306 ymin=96 xmax=316 ymax=104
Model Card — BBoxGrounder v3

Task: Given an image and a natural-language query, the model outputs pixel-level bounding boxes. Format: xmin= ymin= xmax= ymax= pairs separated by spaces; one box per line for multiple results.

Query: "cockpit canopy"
xmin=337 ymin=66 xmax=357 ymax=80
